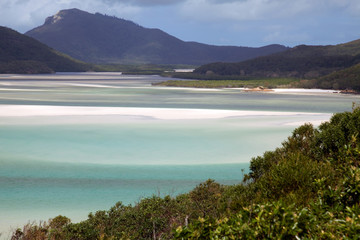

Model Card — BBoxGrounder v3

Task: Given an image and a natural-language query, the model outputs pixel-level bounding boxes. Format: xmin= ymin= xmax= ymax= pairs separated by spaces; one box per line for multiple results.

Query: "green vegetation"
xmin=153 ymin=78 xmax=298 ymax=89
xmin=163 ymin=72 xmax=257 ymax=80
xmin=162 ymin=39 xmax=360 ymax=92
xmin=0 ymin=26 xmax=92 ymax=73
xmin=326 ymin=39 xmax=360 ymax=56
xmin=187 ymin=39 xmax=360 ymax=92
xmin=12 ymin=107 xmax=360 ymax=239
xmin=194 ymin=53 xmax=360 ymax=79
xmin=300 ymin=63 xmax=360 ymax=92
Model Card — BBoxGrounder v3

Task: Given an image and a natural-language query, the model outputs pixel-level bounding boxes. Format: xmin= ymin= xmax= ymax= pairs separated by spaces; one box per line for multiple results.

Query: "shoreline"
xmin=155 ymin=85 xmax=346 ymax=95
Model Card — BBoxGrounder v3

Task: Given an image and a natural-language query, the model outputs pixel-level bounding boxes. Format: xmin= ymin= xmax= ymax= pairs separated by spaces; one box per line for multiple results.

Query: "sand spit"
xmin=0 ymin=105 xmax=330 ymax=121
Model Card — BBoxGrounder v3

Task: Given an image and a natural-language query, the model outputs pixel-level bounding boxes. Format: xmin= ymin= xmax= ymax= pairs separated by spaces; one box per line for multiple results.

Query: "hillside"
xmin=12 ymin=108 xmax=360 ymax=239
xmin=194 ymin=40 xmax=360 ymax=79
xmin=311 ymin=63 xmax=360 ymax=91
xmin=0 ymin=26 xmax=90 ymax=73
xmin=25 ymin=9 xmax=288 ymax=65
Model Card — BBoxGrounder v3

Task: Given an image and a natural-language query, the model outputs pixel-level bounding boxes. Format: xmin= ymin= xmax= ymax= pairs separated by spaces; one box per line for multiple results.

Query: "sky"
xmin=1 ymin=0 xmax=360 ymax=47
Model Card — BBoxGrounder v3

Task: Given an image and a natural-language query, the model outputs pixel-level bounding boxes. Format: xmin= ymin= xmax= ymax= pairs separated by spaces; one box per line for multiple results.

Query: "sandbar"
xmin=0 ymin=105 xmax=330 ymax=121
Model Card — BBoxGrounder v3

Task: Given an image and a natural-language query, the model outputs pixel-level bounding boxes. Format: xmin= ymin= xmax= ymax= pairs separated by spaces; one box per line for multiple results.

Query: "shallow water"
xmin=0 ymin=73 xmax=359 ymax=237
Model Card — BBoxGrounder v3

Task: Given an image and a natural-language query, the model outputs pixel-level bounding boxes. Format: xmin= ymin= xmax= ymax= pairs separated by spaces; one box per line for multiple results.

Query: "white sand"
xmin=0 ymin=105 xmax=330 ymax=121
xmin=271 ymin=88 xmax=338 ymax=94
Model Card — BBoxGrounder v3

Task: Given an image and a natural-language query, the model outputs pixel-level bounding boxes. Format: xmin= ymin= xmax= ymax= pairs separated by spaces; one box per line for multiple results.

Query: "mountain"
xmin=194 ymin=40 xmax=360 ymax=78
xmin=25 ymin=8 xmax=288 ymax=65
xmin=0 ymin=26 xmax=91 ymax=73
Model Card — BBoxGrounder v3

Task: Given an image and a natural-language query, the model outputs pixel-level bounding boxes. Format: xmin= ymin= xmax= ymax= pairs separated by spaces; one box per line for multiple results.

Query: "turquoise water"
xmin=0 ymin=161 xmax=248 ymax=233
xmin=0 ymin=73 xmax=359 ymax=236
xmin=0 ymin=118 xmax=297 ymax=165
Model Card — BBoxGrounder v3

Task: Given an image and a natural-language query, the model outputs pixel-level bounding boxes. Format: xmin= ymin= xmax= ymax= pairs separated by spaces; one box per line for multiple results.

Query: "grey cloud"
xmin=102 ymin=0 xmax=185 ymax=6
xmin=207 ymin=0 xmax=246 ymax=3
xmin=180 ymin=0 xmax=320 ymax=22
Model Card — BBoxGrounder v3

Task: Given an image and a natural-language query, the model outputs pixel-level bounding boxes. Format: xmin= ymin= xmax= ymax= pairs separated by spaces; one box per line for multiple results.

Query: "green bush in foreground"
xmin=175 ymin=165 xmax=360 ymax=239
xmin=12 ymin=108 xmax=360 ymax=239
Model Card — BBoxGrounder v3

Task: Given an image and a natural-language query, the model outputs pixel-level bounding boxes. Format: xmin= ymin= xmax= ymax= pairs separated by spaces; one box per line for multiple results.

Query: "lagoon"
xmin=0 ymin=73 xmax=358 ymax=237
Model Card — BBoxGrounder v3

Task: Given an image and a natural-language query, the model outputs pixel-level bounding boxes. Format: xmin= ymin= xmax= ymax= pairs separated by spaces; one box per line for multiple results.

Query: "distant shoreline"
xmin=152 ymin=78 xmax=360 ymax=95
xmin=153 ymin=79 xmax=360 ymax=95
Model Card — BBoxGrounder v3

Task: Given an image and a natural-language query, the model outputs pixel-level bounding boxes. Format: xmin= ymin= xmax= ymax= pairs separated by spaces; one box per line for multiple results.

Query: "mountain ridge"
xmin=194 ymin=39 xmax=360 ymax=79
xmin=26 ymin=8 xmax=289 ymax=65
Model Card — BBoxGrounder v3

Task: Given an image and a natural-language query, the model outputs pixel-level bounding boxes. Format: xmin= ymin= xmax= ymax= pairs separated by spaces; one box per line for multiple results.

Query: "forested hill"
xmin=25 ymin=8 xmax=288 ymax=65
xmin=312 ymin=62 xmax=360 ymax=91
xmin=194 ymin=39 xmax=360 ymax=79
xmin=0 ymin=26 xmax=91 ymax=74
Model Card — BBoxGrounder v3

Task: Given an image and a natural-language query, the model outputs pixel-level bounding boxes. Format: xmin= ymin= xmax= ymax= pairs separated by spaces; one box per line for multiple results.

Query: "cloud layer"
xmin=180 ymin=0 xmax=360 ymax=21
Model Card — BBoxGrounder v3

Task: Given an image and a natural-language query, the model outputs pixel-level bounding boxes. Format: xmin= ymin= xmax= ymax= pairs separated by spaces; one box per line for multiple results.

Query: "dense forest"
xmin=11 ymin=107 xmax=360 ymax=239
xmin=153 ymin=78 xmax=297 ymax=89
xmin=194 ymin=40 xmax=360 ymax=78
xmin=194 ymin=54 xmax=360 ymax=79
xmin=306 ymin=63 xmax=360 ymax=91
xmin=0 ymin=26 xmax=91 ymax=73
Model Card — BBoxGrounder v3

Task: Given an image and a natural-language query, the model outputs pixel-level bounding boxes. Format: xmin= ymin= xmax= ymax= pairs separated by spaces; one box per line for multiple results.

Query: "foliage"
xmin=175 ymin=107 xmax=360 ymax=239
xmin=174 ymin=202 xmax=311 ymax=240
xmin=11 ymin=216 xmax=71 ymax=240
xmin=309 ymin=63 xmax=360 ymax=91
xmin=153 ymin=78 xmax=298 ymax=89
xmin=12 ymin=108 xmax=360 ymax=239
xmin=0 ymin=60 xmax=53 ymax=74
xmin=165 ymin=72 xmax=257 ymax=80
xmin=194 ymin=53 xmax=360 ymax=79
xmin=175 ymin=197 xmax=360 ymax=240
xmin=192 ymin=40 xmax=360 ymax=86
